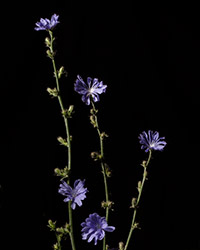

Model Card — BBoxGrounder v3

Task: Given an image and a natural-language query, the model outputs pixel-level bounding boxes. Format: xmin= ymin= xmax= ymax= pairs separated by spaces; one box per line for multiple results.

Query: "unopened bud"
xmin=119 ymin=242 xmax=124 ymax=250
xmin=90 ymin=115 xmax=97 ymax=127
xmin=46 ymin=49 xmax=54 ymax=59
xmin=57 ymin=136 xmax=68 ymax=147
xmin=58 ymin=66 xmax=65 ymax=79
xmin=53 ymin=243 xmax=59 ymax=250
xmin=48 ymin=220 xmax=56 ymax=231
xmin=45 ymin=37 xmax=51 ymax=47
xmin=91 ymin=151 xmax=102 ymax=161
xmin=137 ymin=181 xmax=142 ymax=192
xmin=130 ymin=197 xmax=137 ymax=209
xmin=47 ymin=87 xmax=58 ymax=97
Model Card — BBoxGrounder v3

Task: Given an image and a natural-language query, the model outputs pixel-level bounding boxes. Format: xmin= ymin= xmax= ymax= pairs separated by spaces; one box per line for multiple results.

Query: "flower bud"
xmin=46 ymin=49 xmax=54 ymax=59
xmin=91 ymin=151 xmax=102 ymax=161
xmin=48 ymin=219 xmax=56 ymax=231
xmin=58 ymin=66 xmax=65 ymax=79
xmin=90 ymin=108 xmax=98 ymax=115
xmin=90 ymin=115 xmax=97 ymax=128
xmin=101 ymin=200 xmax=114 ymax=210
xmin=57 ymin=136 xmax=68 ymax=147
xmin=105 ymin=163 xmax=112 ymax=177
xmin=141 ymin=160 xmax=147 ymax=168
xmin=54 ymin=167 xmax=70 ymax=179
xmin=119 ymin=242 xmax=124 ymax=250
xmin=100 ymin=132 xmax=109 ymax=140
xmin=45 ymin=37 xmax=51 ymax=47
xmin=53 ymin=243 xmax=59 ymax=250
xmin=47 ymin=87 xmax=58 ymax=97
xmin=137 ymin=181 xmax=142 ymax=192
xmin=130 ymin=197 xmax=137 ymax=209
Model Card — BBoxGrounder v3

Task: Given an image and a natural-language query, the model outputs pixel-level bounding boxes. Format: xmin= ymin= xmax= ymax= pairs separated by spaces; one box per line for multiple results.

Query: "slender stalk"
xmin=124 ymin=150 xmax=152 ymax=250
xmin=48 ymin=30 xmax=76 ymax=250
xmin=91 ymin=101 xmax=109 ymax=250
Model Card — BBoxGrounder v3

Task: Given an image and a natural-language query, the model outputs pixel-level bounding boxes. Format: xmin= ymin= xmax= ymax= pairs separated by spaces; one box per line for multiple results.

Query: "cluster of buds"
xmin=90 ymin=108 xmax=98 ymax=128
xmin=48 ymin=220 xmax=70 ymax=250
xmin=56 ymin=223 xmax=70 ymax=235
xmin=45 ymin=36 xmax=54 ymax=59
xmin=54 ymin=167 xmax=70 ymax=180
xmin=47 ymin=87 xmax=59 ymax=97
xmin=61 ymin=105 xmax=74 ymax=118
xmin=91 ymin=151 xmax=102 ymax=161
xmin=132 ymin=222 xmax=140 ymax=230
xmin=100 ymin=131 xmax=109 ymax=140
xmin=101 ymin=200 xmax=114 ymax=210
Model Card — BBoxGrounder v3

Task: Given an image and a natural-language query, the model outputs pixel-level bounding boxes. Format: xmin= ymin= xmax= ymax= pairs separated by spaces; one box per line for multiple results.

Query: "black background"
xmin=1 ymin=2 xmax=200 ymax=250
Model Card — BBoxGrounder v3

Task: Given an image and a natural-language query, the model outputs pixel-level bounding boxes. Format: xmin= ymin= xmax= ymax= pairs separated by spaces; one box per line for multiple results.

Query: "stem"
xmin=91 ymin=101 xmax=109 ymax=250
xmin=124 ymin=150 xmax=152 ymax=250
xmin=48 ymin=30 xmax=76 ymax=250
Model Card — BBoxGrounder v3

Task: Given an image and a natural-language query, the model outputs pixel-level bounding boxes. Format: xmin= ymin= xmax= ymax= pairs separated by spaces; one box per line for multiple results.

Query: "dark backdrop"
xmin=1 ymin=2 xmax=200 ymax=250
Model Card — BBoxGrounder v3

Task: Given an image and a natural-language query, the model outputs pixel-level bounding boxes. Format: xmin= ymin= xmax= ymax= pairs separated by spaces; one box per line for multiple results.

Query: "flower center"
xmin=95 ymin=223 xmax=102 ymax=230
xmin=150 ymin=142 xmax=155 ymax=148
xmin=89 ymin=87 xmax=94 ymax=94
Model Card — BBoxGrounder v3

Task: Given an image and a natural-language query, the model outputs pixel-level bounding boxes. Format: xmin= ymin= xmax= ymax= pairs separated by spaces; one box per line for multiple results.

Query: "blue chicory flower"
xmin=58 ymin=179 xmax=88 ymax=209
xmin=35 ymin=14 xmax=59 ymax=31
xmin=74 ymin=75 xmax=107 ymax=105
xmin=138 ymin=130 xmax=167 ymax=152
xmin=81 ymin=213 xmax=115 ymax=245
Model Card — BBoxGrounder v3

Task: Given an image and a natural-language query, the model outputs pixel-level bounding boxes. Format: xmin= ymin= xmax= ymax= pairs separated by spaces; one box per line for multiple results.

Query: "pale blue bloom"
xmin=139 ymin=130 xmax=167 ymax=152
xmin=81 ymin=213 xmax=115 ymax=245
xmin=74 ymin=75 xmax=107 ymax=105
xmin=58 ymin=179 xmax=88 ymax=209
xmin=35 ymin=14 xmax=59 ymax=31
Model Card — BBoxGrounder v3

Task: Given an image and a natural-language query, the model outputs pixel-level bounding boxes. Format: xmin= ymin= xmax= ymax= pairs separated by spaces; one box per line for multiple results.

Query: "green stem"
xmin=124 ymin=150 xmax=152 ymax=250
xmin=48 ymin=30 xmax=75 ymax=250
xmin=91 ymin=101 xmax=109 ymax=250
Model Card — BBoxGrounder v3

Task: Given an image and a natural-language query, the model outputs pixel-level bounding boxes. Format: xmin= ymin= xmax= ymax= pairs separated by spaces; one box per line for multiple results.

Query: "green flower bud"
xmin=57 ymin=136 xmax=68 ymax=147
xmin=141 ymin=160 xmax=147 ymax=168
xmin=45 ymin=37 xmax=51 ymax=47
xmin=54 ymin=167 xmax=70 ymax=180
xmin=58 ymin=66 xmax=65 ymax=79
xmin=90 ymin=108 xmax=98 ymax=115
xmin=101 ymin=200 xmax=114 ymax=210
xmin=46 ymin=49 xmax=54 ymax=59
xmin=91 ymin=151 xmax=102 ymax=161
xmin=53 ymin=243 xmax=59 ymax=250
xmin=48 ymin=220 xmax=56 ymax=231
xmin=119 ymin=242 xmax=124 ymax=250
xmin=137 ymin=181 xmax=142 ymax=192
xmin=47 ymin=87 xmax=59 ymax=97
xmin=130 ymin=197 xmax=137 ymax=209
xmin=105 ymin=163 xmax=112 ymax=177
xmin=90 ymin=115 xmax=97 ymax=127
xmin=100 ymin=132 xmax=109 ymax=140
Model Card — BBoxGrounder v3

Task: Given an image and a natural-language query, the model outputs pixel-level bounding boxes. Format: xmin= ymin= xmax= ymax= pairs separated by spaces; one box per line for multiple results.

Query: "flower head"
xmin=35 ymin=14 xmax=59 ymax=31
xmin=74 ymin=75 xmax=107 ymax=105
xmin=58 ymin=179 xmax=88 ymax=209
xmin=138 ymin=130 xmax=167 ymax=152
xmin=81 ymin=213 xmax=115 ymax=245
